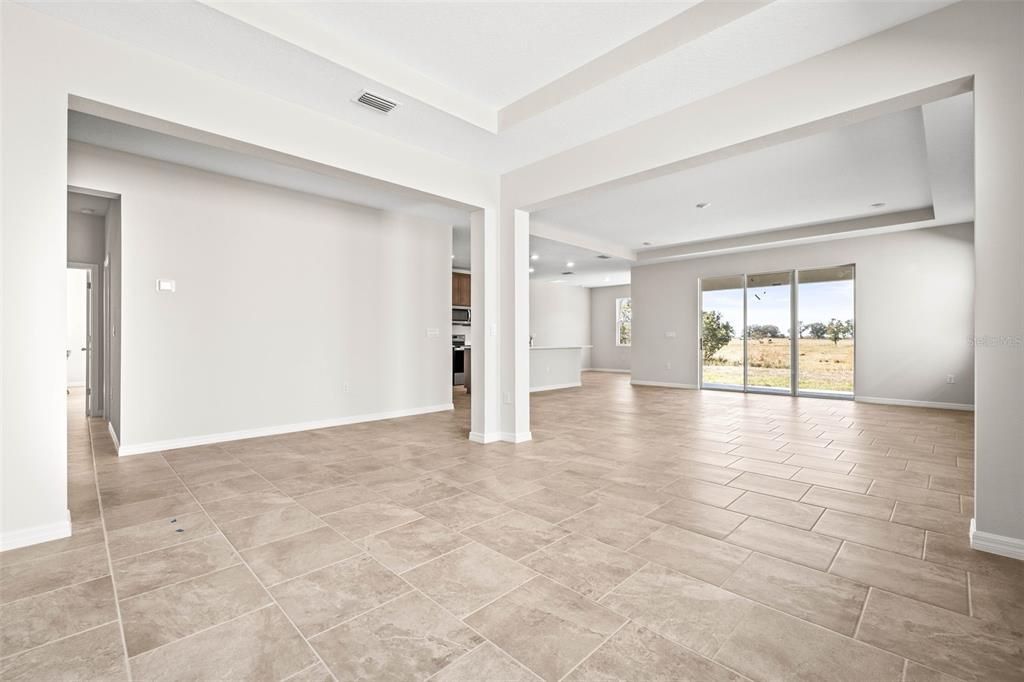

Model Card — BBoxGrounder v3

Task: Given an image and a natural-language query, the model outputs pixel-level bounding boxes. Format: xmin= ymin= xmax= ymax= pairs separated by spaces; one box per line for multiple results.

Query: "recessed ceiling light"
xmin=530 ymin=253 xmax=539 ymax=261
xmin=565 ymin=261 xmax=574 ymax=268
xmin=529 ymin=267 xmax=535 ymax=274
xmin=450 ymin=254 xmax=455 ymax=259
xmin=81 ymin=208 xmax=94 ymax=214
xmin=696 ymin=202 xmax=711 ymax=209
xmin=871 ymin=202 xmax=886 ymax=208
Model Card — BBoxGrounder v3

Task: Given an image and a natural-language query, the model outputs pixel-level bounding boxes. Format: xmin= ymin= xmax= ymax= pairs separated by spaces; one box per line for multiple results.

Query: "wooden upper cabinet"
xmin=452 ymin=272 xmax=471 ymax=307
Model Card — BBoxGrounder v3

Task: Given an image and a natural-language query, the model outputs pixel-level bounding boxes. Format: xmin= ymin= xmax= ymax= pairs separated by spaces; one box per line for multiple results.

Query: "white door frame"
xmin=68 ymin=262 xmax=100 ymax=416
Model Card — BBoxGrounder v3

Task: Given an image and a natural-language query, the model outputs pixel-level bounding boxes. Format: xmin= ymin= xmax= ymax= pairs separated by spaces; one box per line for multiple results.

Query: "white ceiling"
xmin=24 ymin=0 xmax=956 ymax=173
xmin=528 ymin=236 xmax=632 ymax=288
xmin=291 ymin=1 xmax=688 ymax=109
xmin=535 ymin=106 xmax=938 ymax=250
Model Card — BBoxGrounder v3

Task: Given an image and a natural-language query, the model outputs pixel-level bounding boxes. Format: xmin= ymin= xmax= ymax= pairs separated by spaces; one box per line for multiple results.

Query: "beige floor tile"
xmin=295 ymin=483 xmax=382 ymax=516
xmin=321 ymin=501 xmax=422 ymax=540
xmin=219 ymin=504 xmax=325 ymax=550
xmin=723 ymin=553 xmax=867 ymax=635
xmin=660 ymin=476 xmax=745 ymax=508
xmin=119 ymin=564 xmax=271 ymax=656
xmin=0 ymin=576 xmax=117 ymax=658
xmin=102 ymin=493 xmax=201 ymax=532
xmin=601 ymin=563 xmax=753 ymax=657
xmin=241 ymin=526 xmax=360 ymax=586
xmin=523 ymin=534 xmax=645 ymax=600
xmin=466 ymin=576 xmax=625 ymax=682
xmin=929 ymin=474 xmax=973 ymax=496
xmin=727 ymin=491 xmax=824 ymax=530
xmin=312 ymin=590 xmax=482 ymax=681
xmin=431 ymin=642 xmax=538 ymax=682
xmin=668 ymin=459 xmax=742 ymax=486
xmin=404 ymin=542 xmax=536 ymax=617
xmin=857 ymin=588 xmax=1022 ymax=682
xmin=416 ymin=491 xmax=508 ymax=530
xmin=728 ymin=458 xmax=801 ymax=479
xmin=924 ymin=531 xmax=1024 ymax=584
xmin=0 ymin=544 xmax=109 ymax=604
xmin=728 ymin=445 xmax=790 ymax=463
xmin=186 ymin=473 xmax=274 ymax=503
xmin=580 ymin=482 xmax=670 ymax=515
xmin=631 ymin=523 xmax=750 ymax=585
xmin=903 ymin=661 xmax=962 ymax=682
xmin=851 ymin=464 xmax=931 ymax=488
xmin=891 ymin=501 xmax=971 ymax=535
xmin=0 ymin=621 xmax=128 ymax=682
xmin=383 ymin=475 xmax=464 ymax=508
xmin=813 ymin=510 xmax=924 ymax=558
xmin=648 ymin=497 xmax=747 ymax=539
xmin=557 ymin=504 xmax=663 ymax=550
xmin=715 ymin=603 xmax=903 ymax=682
xmin=284 ymin=662 xmax=334 ymax=682
xmin=799 ymin=486 xmax=894 ymax=521
xmin=201 ymin=489 xmax=295 ymax=524
xmin=273 ymin=468 xmax=351 ymax=497
xmin=564 ymin=621 xmax=743 ymax=682
xmin=867 ymin=481 xmax=960 ymax=512
xmin=0 ymin=525 xmax=105 ymax=568
xmin=270 ymin=554 xmax=409 ymax=636
xmin=106 ymin=511 xmax=217 ymax=560
xmin=726 ymin=517 xmax=840 ymax=571
xmin=791 ymin=468 xmax=872 ymax=494
xmin=100 ymin=477 xmax=189 ymax=509
xmin=112 ymin=533 xmax=239 ymax=599
xmin=727 ymin=471 xmax=810 ymax=501
xmin=463 ymin=473 xmax=544 ymax=503
xmin=507 ymin=487 xmax=594 ymax=524
xmin=784 ymin=454 xmax=855 ymax=474
xmin=362 ymin=516 xmax=470 ymax=573
xmin=462 ymin=511 xmax=571 ymax=560
xmin=128 ymin=606 xmax=315 ymax=682
xmin=830 ymin=542 xmax=968 ymax=613
xmin=969 ymin=572 xmax=1024 ymax=634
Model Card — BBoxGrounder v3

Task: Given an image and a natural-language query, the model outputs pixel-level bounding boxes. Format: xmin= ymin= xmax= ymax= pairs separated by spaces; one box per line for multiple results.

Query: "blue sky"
xmin=703 ymin=280 xmax=853 ymax=337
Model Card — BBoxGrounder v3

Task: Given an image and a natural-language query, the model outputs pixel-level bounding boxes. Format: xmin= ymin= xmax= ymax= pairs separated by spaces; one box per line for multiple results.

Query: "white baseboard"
xmin=856 ymin=396 xmax=974 ymax=411
xmin=970 ymin=519 xmax=1024 ymax=560
xmin=585 ymin=368 xmax=630 ymax=374
xmin=0 ymin=510 xmax=72 ymax=551
xmin=530 ymin=382 xmax=582 ymax=393
xmin=469 ymin=431 xmax=502 ymax=444
xmin=501 ymin=431 xmax=533 ymax=443
xmin=630 ymin=380 xmax=698 ymax=389
xmin=117 ymin=403 xmax=455 ymax=456
xmin=107 ymin=421 xmax=120 ymax=451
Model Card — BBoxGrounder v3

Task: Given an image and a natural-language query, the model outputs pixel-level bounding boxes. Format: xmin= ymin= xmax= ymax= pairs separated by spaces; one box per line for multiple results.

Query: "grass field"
xmin=702 ymin=338 xmax=853 ymax=392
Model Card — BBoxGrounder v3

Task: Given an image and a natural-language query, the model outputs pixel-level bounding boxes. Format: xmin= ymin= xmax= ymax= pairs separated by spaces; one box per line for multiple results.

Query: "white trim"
xmin=585 ymin=368 xmax=630 ymax=374
xmin=630 ymin=380 xmax=698 ymax=389
xmin=0 ymin=510 xmax=72 ymax=551
xmin=469 ymin=431 xmax=502 ymax=444
xmin=530 ymin=381 xmax=582 ymax=393
xmin=117 ymin=403 xmax=454 ymax=456
xmin=970 ymin=518 xmax=1024 ymax=560
xmin=855 ymin=396 xmax=974 ymax=411
xmin=501 ymin=431 xmax=533 ymax=443
xmin=107 ymin=421 xmax=120 ymax=451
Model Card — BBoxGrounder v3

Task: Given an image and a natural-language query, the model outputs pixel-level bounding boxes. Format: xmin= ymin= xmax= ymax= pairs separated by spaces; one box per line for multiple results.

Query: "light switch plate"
xmin=426 ymin=328 xmax=440 ymax=337
xmin=156 ymin=279 xmax=176 ymax=293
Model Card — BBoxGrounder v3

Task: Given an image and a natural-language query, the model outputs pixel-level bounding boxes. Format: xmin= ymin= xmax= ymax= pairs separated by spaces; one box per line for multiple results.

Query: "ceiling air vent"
xmin=355 ymin=90 xmax=398 ymax=114
xmin=561 ymin=271 xmax=575 ymax=276
xmin=596 ymin=254 xmax=611 ymax=259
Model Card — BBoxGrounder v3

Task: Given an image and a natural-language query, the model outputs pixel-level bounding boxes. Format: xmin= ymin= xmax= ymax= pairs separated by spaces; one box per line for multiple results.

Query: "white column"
xmin=469 ymin=209 xmax=501 ymax=442
xmin=498 ymin=208 xmax=532 ymax=442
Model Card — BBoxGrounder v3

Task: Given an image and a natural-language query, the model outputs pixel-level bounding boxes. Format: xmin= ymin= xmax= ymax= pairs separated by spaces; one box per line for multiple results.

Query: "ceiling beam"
xmin=530 ymin=219 xmax=636 ymax=262
xmin=499 ymin=0 xmax=773 ymax=131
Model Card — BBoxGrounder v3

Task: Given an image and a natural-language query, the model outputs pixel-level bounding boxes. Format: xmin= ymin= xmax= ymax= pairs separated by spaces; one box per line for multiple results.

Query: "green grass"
xmin=702 ymin=338 xmax=853 ymax=392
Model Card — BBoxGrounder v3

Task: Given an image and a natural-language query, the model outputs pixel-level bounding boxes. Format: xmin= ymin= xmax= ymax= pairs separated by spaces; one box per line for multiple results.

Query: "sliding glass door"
xmin=699 ymin=265 xmax=854 ymax=398
xmin=797 ymin=266 xmax=855 ymax=396
xmin=700 ymin=275 xmax=744 ymax=390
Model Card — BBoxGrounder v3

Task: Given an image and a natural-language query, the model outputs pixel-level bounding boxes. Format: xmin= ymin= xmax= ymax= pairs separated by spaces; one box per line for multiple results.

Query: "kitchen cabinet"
xmin=452 ymin=272 xmax=471 ymax=307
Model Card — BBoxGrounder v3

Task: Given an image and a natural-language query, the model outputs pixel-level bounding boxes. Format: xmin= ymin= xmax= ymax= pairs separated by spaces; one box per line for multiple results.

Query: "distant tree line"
xmin=702 ymin=312 xmax=855 ymax=361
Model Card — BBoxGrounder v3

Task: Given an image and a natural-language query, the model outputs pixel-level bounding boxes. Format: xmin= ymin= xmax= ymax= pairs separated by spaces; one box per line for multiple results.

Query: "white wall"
xmin=105 ymin=200 xmax=123 ymax=441
xmin=590 ymin=284 xmax=631 ymax=372
xmin=529 ymin=281 xmax=592 ymax=367
xmin=631 ymin=224 xmax=975 ymax=407
xmin=65 ymin=270 xmax=88 ymax=387
xmin=68 ymin=143 xmax=452 ymax=451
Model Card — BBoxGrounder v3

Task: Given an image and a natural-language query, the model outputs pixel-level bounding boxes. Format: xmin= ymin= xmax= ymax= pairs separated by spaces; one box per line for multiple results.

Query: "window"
xmin=615 ymin=297 xmax=632 ymax=346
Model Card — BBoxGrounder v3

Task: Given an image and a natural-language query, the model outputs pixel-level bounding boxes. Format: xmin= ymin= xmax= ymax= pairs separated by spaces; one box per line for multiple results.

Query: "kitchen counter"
xmin=529 ymin=346 xmax=586 ymax=392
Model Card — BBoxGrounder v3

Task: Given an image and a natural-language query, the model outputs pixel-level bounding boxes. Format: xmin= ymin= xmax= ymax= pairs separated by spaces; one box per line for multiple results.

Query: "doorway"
xmin=66 ymin=265 xmax=98 ymax=414
xmin=699 ymin=265 xmax=855 ymax=398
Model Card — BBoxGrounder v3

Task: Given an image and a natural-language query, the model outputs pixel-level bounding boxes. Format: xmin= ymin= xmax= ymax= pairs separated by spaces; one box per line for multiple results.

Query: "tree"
xmin=702 ymin=310 xmax=735 ymax=362
xmin=747 ymin=324 xmax=782 ymax=339
xmin=826 ymin=318 xmax=853 ymax=345
xmin=804 ymin=322 xmax=828 ymax=339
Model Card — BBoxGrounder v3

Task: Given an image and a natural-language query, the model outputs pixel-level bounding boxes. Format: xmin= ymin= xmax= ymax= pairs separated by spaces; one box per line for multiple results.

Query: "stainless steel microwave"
xmin=452 ymin=307 xmax=471 ymax=324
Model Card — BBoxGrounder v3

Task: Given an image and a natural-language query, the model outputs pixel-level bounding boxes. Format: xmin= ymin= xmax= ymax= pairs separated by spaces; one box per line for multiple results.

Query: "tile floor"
xmin=1 ymin=376 xmax=1021 ymax=681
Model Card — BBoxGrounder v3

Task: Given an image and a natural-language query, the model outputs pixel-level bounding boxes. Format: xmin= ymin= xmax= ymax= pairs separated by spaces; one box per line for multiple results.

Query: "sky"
xmin=703 ymin=280 xmax=853 ymax=337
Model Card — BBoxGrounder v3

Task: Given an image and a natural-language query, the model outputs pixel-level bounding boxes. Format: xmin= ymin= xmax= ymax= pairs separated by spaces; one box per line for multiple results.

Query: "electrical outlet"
xmin=665 ymin=331 xmax=677 ymax=338
xmin=946 ymin=374 xmax=955 ymax=384
xmin=342 ymin=382 xmax=350 ymax=393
